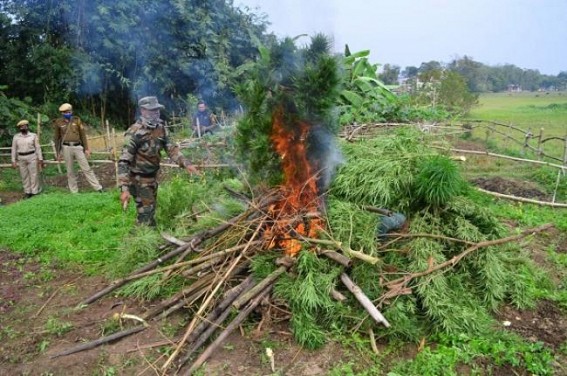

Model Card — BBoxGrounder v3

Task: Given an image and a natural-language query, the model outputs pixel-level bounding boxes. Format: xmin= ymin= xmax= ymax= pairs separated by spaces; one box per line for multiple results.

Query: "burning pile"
xmin=265 ymin=107 xmax=324 ymax=256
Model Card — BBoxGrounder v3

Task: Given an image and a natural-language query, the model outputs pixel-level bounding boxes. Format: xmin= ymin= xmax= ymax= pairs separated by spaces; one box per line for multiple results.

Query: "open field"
xmin=466 ymin=92 xmax=567 ymax=160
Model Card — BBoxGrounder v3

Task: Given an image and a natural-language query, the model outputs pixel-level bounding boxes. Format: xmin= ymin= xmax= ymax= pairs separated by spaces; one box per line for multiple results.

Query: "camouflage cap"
xmin=16 ymin=119 xmax=29 ymax=127
xmin=138 ymin=96 xmax=165 ymax=110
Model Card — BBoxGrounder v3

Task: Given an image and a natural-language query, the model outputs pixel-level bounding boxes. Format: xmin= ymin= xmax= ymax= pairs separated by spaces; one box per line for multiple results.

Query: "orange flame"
xmin=266 ymin=107 xmax=323 ymax=256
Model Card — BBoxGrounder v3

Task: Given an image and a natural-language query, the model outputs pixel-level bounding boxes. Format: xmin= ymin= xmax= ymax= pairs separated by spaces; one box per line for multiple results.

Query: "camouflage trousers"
xmin=128 ymin=174 xmax=158 ymax=227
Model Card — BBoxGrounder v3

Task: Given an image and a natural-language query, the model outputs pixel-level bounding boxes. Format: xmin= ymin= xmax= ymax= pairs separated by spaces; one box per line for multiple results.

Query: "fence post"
xmin=536 ymin=128 xmax=544 ymax=160
xmin=50 ymin=141 xmax=62 ymax=173
xmin=523 ymin=128 xmax=533 ymax=157
xmin=105 ymin=120 xmax=111 ymax=152
xmin=112 ymin=127 xmax=119 ymax=187
xmin=563 ymin=134 xmax=567 ymax=168
xmin=37 ymin=113 xmax=41 ymax=141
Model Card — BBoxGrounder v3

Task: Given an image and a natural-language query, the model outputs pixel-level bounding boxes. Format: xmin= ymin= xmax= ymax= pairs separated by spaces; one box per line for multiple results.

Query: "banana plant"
xmin=339 ymin=47 xmax=398 ymax=125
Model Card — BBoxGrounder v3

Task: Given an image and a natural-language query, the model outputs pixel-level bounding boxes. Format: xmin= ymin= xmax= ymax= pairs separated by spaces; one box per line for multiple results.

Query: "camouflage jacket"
xmin=118 ymin=118 xmax=189 ymax=187
xmin=53 ymin=116 xmax=89 ymax=153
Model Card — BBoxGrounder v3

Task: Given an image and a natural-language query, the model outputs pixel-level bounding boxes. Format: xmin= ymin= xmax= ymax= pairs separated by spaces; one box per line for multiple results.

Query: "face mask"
xmin=63 ymin=113 xmax=72 ymax=120
xmin=145 ymin=110 xmax=160 ymax=122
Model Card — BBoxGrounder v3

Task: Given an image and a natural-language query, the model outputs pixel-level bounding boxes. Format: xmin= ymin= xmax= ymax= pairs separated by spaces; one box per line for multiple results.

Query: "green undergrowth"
xmin=389 ymin=331 xmax=554 ymax=376
xmin=0 ymin=191 xmax=131 ymax=268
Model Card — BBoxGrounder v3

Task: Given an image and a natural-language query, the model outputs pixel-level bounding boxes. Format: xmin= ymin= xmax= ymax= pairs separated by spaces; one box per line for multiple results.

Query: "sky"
xmin=236 ymin=0 xmax=567 ymax=76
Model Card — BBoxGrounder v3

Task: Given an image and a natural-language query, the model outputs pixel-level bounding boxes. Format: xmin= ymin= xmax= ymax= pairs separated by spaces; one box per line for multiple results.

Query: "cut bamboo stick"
xmin=183 ymin=285 xmax=273 ymax=375
xmin=232 ymin=266 xmax=287 ymax=310
xmin=49 ymin=325 xmax=147 ymax=359
xmin=340 ymin=273 xmax=390 ymax=328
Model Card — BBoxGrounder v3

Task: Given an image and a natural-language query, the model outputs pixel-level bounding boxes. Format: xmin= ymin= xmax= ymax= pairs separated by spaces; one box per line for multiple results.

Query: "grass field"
xmin=468 ymin=91 xmax=567 ymax=134
xmin=466 ymin=91 xmax=567 ymax=160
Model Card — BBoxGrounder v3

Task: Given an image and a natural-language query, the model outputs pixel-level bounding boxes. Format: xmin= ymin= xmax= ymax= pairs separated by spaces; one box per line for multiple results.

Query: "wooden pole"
xmin=105 ymin=120 xmax=111 ymax=151
xmin=232 ymin=266 xmax=287 ymax=310
xmin=36 ymin=113 xmax=41 ymax=140
xmin=536 ymin=128 xmax=544 ymax=160
xmin=523 ymin=128 xmax=533 ymax=157
xmin=340 ymin=273 xmax=390 ymax=328
xmin=112 ymin=127 xmax=119 ymax=187
xmin=50 ymin=141 xmax=62 ymax=173
xmin=184 ymin=286 xmax=273 ymax=375
xmin=477 ymin=187 xmax=567 ymax=207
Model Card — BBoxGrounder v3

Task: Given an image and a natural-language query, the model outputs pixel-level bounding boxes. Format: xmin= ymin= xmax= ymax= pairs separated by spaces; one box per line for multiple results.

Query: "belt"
xmin=63 ymin=142 xmax=81 ymax=146
xmin=133 ymin=172 xmax=157 ymax=178
xmin=18 ymin=150 xmax=35 ymax=156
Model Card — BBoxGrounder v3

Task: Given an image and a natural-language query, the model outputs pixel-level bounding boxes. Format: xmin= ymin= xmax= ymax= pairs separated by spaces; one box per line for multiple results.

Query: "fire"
xmin=265 ymin=107 xmax=324 ymax=256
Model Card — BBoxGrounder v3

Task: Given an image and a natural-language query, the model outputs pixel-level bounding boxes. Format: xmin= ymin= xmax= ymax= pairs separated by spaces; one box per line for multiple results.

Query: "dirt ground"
xmin=0 ymin=249 xmax=357 ymax=375
xmin=472 ymin=176 xmax=551 ymax=201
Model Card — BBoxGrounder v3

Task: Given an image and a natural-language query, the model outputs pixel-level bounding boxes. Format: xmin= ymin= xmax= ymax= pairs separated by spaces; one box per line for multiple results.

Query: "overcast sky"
xmin=236 ymin=0 xmax=566 ymax=75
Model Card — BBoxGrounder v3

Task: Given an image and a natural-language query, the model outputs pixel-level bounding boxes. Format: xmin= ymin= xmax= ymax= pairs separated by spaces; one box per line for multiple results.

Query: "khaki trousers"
xmin=62 ymin=145 xmax=102 ymax=193
xmin=17 ymin=154 xmax=41 ymax=194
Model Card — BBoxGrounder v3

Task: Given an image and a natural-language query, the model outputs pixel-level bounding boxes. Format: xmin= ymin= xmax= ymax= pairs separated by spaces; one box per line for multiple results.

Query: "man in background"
xmin=191 ymin=100 xmax=218 ymax=137
xmin=53 ymin=103 xmax=103 ymax=193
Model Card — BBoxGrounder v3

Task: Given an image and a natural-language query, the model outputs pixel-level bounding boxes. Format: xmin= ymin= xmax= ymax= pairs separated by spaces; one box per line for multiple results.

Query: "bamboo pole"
xmin=36 ymin=113 xmax=41 ymax=141
xmin=177 ymin=277 xmax=257 ymax=366
xmin=184 ymin=285 xmax=273 ymax=375
xmin=162 ymin=219 xmax=265 ymax=371
xmin=477 ymin=188 xmax=567 ymax=207
xmin=112 ymin=127 xmax=119 ymax=187
xmin=523 ymin=128 xmax=533 ymax=156
xmin=340 ymin=273 xmax=390 ymax=328
xmin=49 ymin=325 xmax=147 ymax=359
xmin=536 ymin=128 xmax=544 ymax=160
xmin=232 ymin=266 xmax=287 ymax=310
xmin=319 ymin=250 xmax=352 ymax=267
xmin=50 ymin=141 xmax=62 ymax=173
xmin=430 ymin=146 xmax=566 ymax=171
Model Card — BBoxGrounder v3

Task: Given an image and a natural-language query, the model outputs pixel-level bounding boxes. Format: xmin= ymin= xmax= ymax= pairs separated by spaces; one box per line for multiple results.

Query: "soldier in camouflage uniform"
xmin=118 ymin=96 xmax=199 ymax=226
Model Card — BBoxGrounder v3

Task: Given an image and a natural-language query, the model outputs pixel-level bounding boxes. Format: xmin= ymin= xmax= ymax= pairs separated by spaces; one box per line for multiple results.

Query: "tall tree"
xmin=379 ymin=64 xmax=400 ymax=85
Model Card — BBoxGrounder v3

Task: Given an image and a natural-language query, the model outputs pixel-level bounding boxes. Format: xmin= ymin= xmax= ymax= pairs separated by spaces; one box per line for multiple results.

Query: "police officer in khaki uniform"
xmin=119 ymin=96 xmax=199 ymax=226
xmin=53 ymin=103 xmax=103 ymax=193
xmin=11 ymin=120 xmax=44 ymax=198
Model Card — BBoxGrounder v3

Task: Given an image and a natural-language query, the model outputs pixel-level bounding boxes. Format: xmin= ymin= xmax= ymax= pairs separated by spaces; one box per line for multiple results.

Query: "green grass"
xmin=466 ymin=92 xmax=567 ymax=159
xmin=0 ymin=191 xmax=133 ymax=268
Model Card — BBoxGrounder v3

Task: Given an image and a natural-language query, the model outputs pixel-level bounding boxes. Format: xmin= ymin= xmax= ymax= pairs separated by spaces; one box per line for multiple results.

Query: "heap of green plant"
xmin=257 ymin=127 xmax=550 ymax=349
xmin=234 ymin=34 xmax=341 ymax=185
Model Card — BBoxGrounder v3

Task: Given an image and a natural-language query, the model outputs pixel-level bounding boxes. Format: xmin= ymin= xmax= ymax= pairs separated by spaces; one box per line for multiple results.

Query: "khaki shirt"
xmin=11 ymin=132 xmax=43 ymax=163
xmin=53 ymin=116 xmax=89 ymax=153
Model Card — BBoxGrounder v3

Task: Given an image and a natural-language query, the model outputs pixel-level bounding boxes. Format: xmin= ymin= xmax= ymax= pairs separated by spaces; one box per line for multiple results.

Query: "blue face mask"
xmin=63 ymin=113 xmax=73 ymax=120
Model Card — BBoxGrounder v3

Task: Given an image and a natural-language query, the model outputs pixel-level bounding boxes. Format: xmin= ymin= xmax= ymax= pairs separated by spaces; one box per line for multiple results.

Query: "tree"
xmin=402 ymin=66 xmax=419 ymax=79
xmin=378 ymin=64 xmax=400 ymax=85
xmin=0 ymin=0 xmax=271 ymax=126
xmin=437 ymin=71 xmax=478 ymax=114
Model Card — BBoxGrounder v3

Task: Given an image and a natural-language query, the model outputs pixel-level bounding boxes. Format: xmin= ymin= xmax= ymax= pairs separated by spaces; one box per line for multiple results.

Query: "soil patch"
xmin=472 ymin=176 xmax=549 ymax=200
xmin=496 ymin=300 xmax=567 ymax=350
xmin=0 ymin=249 xmax=355 ymax=375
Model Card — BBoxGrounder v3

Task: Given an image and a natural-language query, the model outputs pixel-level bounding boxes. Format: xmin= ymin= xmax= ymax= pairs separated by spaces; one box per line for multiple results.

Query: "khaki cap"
xmin=138 ymin=96 xmax=164 ymax=110
xmin=16 ymin=119 xmax=29 ymax=127
xmin=59 ymin=103 xmax=73 ymax=112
